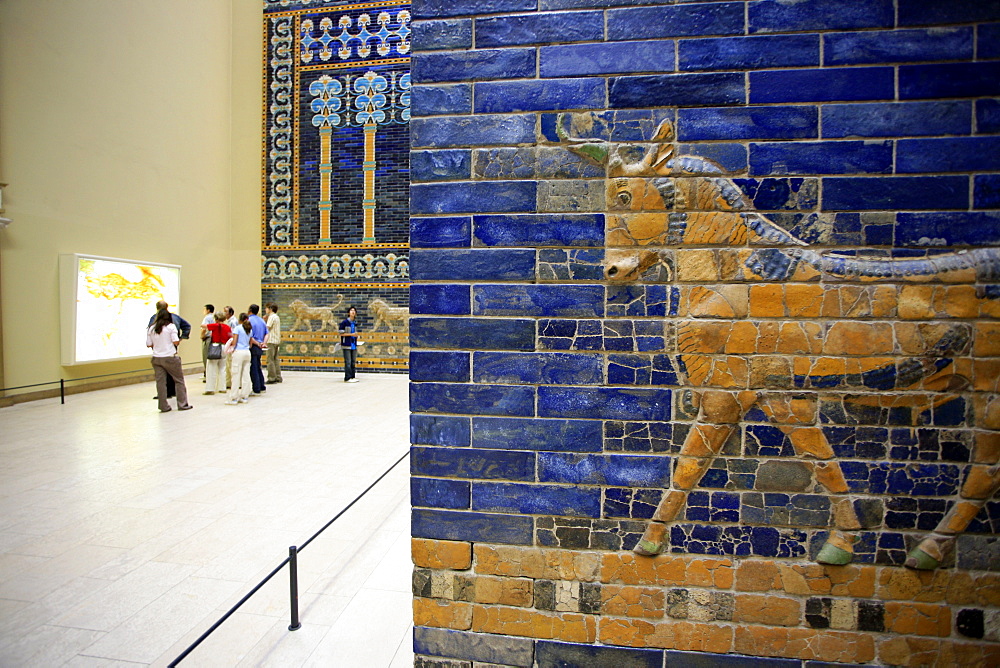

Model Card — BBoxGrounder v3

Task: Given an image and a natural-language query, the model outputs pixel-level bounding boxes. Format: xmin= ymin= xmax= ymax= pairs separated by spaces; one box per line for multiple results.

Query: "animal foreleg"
xmin=785 ymin=425 xmax=863 ymax=565
xmin=906 ymin=430 xmax=1000 ymax=570
xmin=633 ymin=390 xmax=755 ymax=556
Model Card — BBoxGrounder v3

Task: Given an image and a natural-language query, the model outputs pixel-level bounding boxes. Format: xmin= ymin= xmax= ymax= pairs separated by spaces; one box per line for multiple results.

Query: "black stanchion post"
xmin=60 ymin=379 xmax=65 ymax=405
xmin=288 ymin=545 xmax=301 ymax=631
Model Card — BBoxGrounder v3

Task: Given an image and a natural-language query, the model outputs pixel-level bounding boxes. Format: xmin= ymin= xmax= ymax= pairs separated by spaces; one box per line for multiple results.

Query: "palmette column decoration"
xmin=309 ymin=75 xmax=343 ymax=244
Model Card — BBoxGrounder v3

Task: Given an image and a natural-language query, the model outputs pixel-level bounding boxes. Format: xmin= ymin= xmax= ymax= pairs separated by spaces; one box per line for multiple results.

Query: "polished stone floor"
xmin=0 ymin=371 xmax=413 ymax=666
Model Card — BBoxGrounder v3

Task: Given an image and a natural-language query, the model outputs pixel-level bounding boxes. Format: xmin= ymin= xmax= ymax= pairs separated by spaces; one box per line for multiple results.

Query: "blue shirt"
xmin=339 ymin=318 xmax=357 ymax=350
xmin=235 ymin=327 xmax=252 ymax=351
xmin=248 ymin=314 xmax=268 ymax=347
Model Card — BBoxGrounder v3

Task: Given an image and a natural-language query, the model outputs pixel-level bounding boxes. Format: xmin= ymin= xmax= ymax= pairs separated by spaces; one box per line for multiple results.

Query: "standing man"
xmin=224 ymin=306 xmax=238 ymax=389
xmin=200 ymin=304 xmax=215 ymax=382
xmin=148 ymin=300 xmax=191 ymax=400
xmin=338 ymin=305 xmax=361 ymax=383
xmin=247 ymin=303 xmax=269 ymax=394
xmin=264 ymin=302 xmax=283 ymax=384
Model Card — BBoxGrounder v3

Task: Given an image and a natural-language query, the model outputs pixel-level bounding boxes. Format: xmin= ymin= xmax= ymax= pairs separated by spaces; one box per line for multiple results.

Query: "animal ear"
xmin=651 ymin=120 xmax=675 ymax=175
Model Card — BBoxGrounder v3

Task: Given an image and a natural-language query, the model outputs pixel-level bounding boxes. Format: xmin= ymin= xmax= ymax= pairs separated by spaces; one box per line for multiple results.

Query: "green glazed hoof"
xmin=633 ymin=539 xmax=663 ymax=556
xmin=905 ymin=548 xmax=940 ymax=571
xmin=816 ymin=543 xmax=853 ymax=565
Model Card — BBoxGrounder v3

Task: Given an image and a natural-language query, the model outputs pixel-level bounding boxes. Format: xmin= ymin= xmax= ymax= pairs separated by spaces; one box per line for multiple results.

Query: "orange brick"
xmin=734 ymin=594 xmax=801 ymax=626
xmin=749 ymin=284 xmax=784 ymax=317
xmin=734 ymin=626 xmax=875 ymax=663
xmin=602 ymin=553 xmax=733 ymax=588
xmin=600 ymin=585 xmax=665 ymax=619
xmin=413 ymin=597 xmax=472 ymax=630
xmin=600 ymin=618 xmax=732 ymax=653
xmin=784 ymin=284 xmax=824 ymax=317
xmin=411 ymin=538 xmax=471 ymax=570
xmin=474 ymin=545 xmax=600 ymax=581
xmin=878 ymin=636 xmax=941 ymax=667
xmin=974 ymin=323 xmax=1000 ymax=356
xmin=877 ymin=568 xmax=950 ymax=602
xmin=779 ymin=564 xmax=876 ymax=597
xmin=824 ymin=321 xmax=894 ymax=355
xmin=472 ymin=606 xmax=596 ymax=643
xmin=736 ymin=560 xmax=780 ymax=592
xmin=466 ymin=575 xmax=533 ymax=607
xmin=885 ymin=601 xmax=951 ymax=637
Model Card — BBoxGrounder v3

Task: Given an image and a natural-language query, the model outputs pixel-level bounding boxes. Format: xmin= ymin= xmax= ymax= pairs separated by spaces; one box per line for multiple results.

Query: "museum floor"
xmin=0 ymin=371 xmax=413 ymax=666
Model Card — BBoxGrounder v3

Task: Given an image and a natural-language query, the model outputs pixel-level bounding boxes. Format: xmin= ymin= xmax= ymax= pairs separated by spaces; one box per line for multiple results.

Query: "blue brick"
xmin=975 ymin=174 xmax=1000 ymax=208
xmin=538 ymin=452 xmax=672 ymax=487
xmin=411 ymin=509 xmax=534 ymax=544
xmin=474 ymin=213 xmax=604 ymax=247
xmin=411 ymin=84 xmax=472 ymax=116
xmin=896 ymin=212 xmax=1000 ymax=245
xmin=412 ymin=0 xmax=537 ymax=21
xmin=410 ymin=284 xmax=471 ymax=316
xmin=412 ymin=49 xmax=535 ymax=84
xmin=979 ymin=99 xmax=1000 ymax=133
xmin=410 ymin=383 xmax=536 ymax=417
xmin=541 ymin=41 xmax=675 ymax=77
xmin=473 ymin=352 xmax=603 ymax=385
xmin=538 ymin=386 xmax=672 ymax=421
xmin=411 ymin=249 xmax=535 ymax=281
xmin=472 ymin=417 xmax=603 ymax=452
xmin=823 ymin=177 xmax=968 ymax=211
xmin=981 ymin=23 xmax=1000 ymax=59
xmin=898 ymin=0 xmax=1000 ymax=26
xmin=540 ymin=109 xmax=674 ymax=142
xmin=900 ymin=62 xmax=1000 ymax=99
xmin=412 ymin=477 xmax=471 ymax=509
xmin=412 ymin=19 xmax=472 ymax=51
xmin=472 ymin=482 xmax=602 ymax=517
xmin=822 ymin=101 xmax=972 ymax=139
xmin=677 ymin=106 xmax=817 ymax=141
xmin=411 ymin=414 xmax=471 ymax=447
xmin=751 ymin=67 xmax=894 ymax=103
xmin=678 ymin=143 xmax=748 ymax=172
xmin=409 ymin=351 xmax=471 ymax=382
xmin=473 ymin=285 xmax=605 ymax=317
xmin=411 ymin=114 xmax=535 ymax=148
xmin=475 ymin=79 xmax=606 ymax=113
xmin=666 ymin=650 xmax=800 ymax=668
xmin=679 ymin=34 xmax=820 ymax=71
xmin=411 ymin=150 xmax=472 ymax=182
xmin=750 ymin=141 xmax=892 ymax=176
xmin=411 ymin=182 xmax=537 ymax=215
xmin=477 ymin=11 xmax=603 ymax=48
xmin=413 ymin=627 xmax=533 ymax=668
xmin=749 ymin=0 xmax=893 ymax=33
xmin=898 ymin=137 xmax=1000 ymax=173
xmin=608 ymin=3 xmax=744 ymax=40
xmin=410 ymin=317 xmax=535 ymax=350
xmin=825 ymin=28 xmax=973 ymax=66
xmin=410 ymin=216 xmax=471 ymax=248
xmin=610 ymin=73 xmax=744 ymax=109
xmin=536 ymin=641 xmax=663 ymax=668
xmin=411 ymin=445 xmax=536 ymax=480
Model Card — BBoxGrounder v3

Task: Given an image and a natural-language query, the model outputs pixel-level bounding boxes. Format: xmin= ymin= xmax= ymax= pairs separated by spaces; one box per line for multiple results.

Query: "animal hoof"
xmin=905 ymin=547 xmax=940 ymax=570
xmin=816 ymin=543 xmax=853 ymax=565
xmin=633 ymin=539 xmax=663 ymax=556
xmin=816 ymin=531 xmax=857 ymax=565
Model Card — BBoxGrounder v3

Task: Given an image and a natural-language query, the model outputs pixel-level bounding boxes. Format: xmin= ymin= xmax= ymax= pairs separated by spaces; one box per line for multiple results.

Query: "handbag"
xmin=208 ymin=342 xmax=224 ymax=360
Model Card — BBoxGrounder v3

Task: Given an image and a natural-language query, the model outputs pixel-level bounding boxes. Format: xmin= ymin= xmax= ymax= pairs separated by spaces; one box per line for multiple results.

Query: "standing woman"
xmin=146 ymin=308 xmax=193 ymax=413
xmin=338 ymin=306 xmax=361 ymax=383
xmin=225 ymin=313 xmax=256 ymax=405
xmin=201 ymin=311 xmax=231 ymax=395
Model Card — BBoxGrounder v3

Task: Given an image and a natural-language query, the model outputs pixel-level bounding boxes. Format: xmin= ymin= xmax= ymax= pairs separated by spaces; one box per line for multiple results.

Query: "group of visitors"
xmin=145 ymin=301 xmax=284 ymax=412
xmin=146 ymin=300 xmax=363 ymax=412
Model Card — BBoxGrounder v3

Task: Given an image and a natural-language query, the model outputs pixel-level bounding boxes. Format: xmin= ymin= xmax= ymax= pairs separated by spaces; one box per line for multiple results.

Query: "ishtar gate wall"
xmin=263 ymin=0 xmax=411 ymax=372
xmin=406 ymin=0 xmax=1000 ymax=666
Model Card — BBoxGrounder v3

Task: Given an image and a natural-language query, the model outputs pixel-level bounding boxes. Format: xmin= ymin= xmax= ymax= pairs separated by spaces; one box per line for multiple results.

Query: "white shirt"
xmin=147 ymin=323 xmax=179 ymax=357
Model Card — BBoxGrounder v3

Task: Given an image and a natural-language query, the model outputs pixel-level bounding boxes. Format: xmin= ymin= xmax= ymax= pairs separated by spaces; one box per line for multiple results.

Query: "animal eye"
xmin=616 ymin=191 xmax=631 ymax=207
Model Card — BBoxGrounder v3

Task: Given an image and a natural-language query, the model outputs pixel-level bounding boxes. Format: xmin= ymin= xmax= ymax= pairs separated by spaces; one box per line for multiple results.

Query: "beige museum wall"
xmin=0 ymin=0 xmax=262 ymax=396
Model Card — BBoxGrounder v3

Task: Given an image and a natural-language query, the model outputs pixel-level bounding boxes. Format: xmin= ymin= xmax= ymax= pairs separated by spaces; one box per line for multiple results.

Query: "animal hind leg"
xmin=634 ymin=391 xmax=756 ymax=556
xmin=906 ymin=430 xmax=1000 ymax=570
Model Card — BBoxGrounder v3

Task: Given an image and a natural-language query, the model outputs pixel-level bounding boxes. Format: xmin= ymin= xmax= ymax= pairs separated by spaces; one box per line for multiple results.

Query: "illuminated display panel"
xmin=60 ymin=255 xmax=181 ymax=365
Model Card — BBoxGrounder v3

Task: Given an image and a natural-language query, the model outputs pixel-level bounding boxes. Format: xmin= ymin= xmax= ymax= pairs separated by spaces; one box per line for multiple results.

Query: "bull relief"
xmin=557 ymin=112 xmax=1000 ymax=570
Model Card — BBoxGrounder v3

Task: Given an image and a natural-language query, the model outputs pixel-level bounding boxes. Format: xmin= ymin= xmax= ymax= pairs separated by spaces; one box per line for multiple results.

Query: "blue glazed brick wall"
xmin=263 ymin=0 xmax=411 ymax=374
xmin=409 ymin=0 xmax=1000 ymax=664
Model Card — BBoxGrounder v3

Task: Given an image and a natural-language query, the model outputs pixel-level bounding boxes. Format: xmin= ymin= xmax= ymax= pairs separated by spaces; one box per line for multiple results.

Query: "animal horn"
xmin=556 ymin=113 xmax=609 ymax=165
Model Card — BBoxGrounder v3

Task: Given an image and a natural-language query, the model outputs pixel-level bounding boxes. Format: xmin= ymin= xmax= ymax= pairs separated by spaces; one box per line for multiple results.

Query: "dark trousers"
xmin=250 ymin=346 xmax=266 ymax=393
xmin=342 ymin=347 xmax=357 ymax=381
